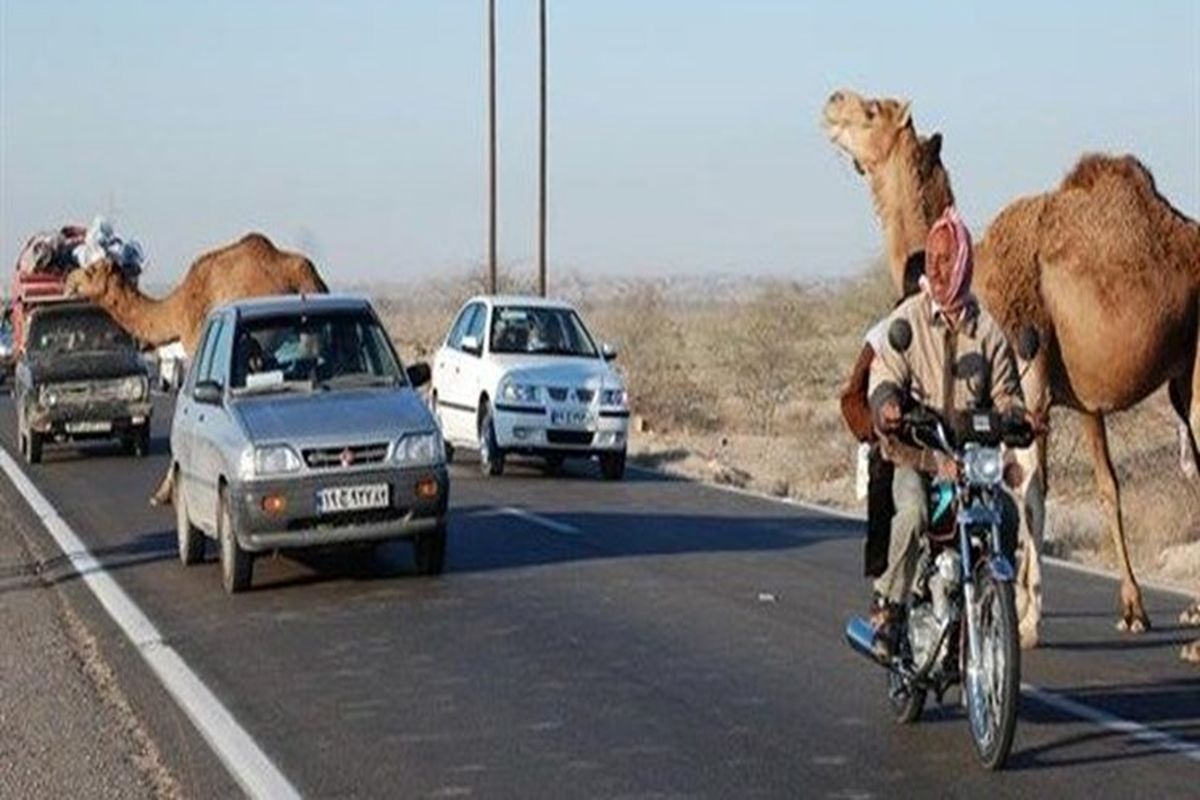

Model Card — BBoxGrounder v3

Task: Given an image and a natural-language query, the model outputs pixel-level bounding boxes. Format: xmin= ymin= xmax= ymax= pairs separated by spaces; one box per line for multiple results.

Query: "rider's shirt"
xmin=868 ymin=292 xmax=1024 ymax=421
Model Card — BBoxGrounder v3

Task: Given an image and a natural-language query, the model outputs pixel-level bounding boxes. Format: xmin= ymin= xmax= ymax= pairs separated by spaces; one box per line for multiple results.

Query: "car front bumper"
xmin=492 ymin=404 xmax=629 ymax=453
xmin=229 ymin=464 xmax=449 ymax=552
xmin=28 ymin=400 xmax=153 ymax=439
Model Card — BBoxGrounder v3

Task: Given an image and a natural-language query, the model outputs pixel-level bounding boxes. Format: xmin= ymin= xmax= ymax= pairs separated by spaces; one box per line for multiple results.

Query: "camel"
xmin=65 ymin=232 xmax=329 ymax=503
xmin=822 ymin=89 xmax=1200 ymax=661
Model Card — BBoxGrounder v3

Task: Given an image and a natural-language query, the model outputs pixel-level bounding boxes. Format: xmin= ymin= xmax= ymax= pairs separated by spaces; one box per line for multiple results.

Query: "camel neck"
xmin=101 ymin=280 xmax=182 ymax=348
xmin=870 ymin=132 xmax=953 ymax=290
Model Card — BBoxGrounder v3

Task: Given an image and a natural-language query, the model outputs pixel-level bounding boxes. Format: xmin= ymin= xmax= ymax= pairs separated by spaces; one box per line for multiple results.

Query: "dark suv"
xmin=15 ymin=302 xmax=152 ymax=463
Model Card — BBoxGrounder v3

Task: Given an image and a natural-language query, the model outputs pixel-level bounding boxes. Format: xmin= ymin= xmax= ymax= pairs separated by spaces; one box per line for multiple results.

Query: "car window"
xmin=193 ymin=318 xmax=222 ymax=387
xmin=490 ymin=306 xmax=597 ymax=357
xmin=27 ymin=308 xmax=136 ymax=355
xmin=446 ymin=305 xmax=476 ymax=349
xmin=462 ymin=304 xmax=487 ymax=349
xmin=208 ymin=315 xmax=234 ymax=387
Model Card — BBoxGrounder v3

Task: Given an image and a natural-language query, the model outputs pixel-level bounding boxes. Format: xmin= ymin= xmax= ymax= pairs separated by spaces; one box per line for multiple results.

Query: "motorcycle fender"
xmin=986 ymin=554 xmax=1015 ymax=583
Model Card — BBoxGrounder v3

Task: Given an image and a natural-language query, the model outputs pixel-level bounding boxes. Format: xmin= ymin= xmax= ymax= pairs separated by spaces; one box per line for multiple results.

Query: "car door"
xmin=436 ymin=302 xmax=484 ymax=442
xmin=190 ymin=314 xmax=234 ymax=533
xmin=174 ymin=318 xmax=219 ymax=521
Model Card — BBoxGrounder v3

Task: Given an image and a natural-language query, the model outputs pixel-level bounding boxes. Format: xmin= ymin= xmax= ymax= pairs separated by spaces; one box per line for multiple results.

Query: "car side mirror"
xmin=1017 ymin=326 xmax=1040 ymax=362
xmin=460 ymin=334 xmax=481 ymax=355
xmin=601 ymin=343 xmax=618 ymax=361
xmin=193 ymin=380 xmax=223 ymax=405
xmin=887 ymin=319 xmax=913 ymax=353
xmin=406 ymin=362 xmax=431 ymax=388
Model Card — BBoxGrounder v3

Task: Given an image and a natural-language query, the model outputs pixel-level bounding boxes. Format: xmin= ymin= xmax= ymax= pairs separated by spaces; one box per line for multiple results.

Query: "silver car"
xmin=171 ymin=295 xmax=449 ymax=593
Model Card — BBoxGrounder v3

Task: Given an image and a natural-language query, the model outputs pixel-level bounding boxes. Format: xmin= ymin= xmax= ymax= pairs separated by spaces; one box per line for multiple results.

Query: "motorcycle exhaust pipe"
xmin=845 ymin=616 xmax=887 ymax=665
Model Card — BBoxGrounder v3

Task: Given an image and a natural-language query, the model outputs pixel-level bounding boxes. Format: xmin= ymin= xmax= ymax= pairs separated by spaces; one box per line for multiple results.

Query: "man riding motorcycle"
xmin=867 ymin=207 xmax=1031 ymax=656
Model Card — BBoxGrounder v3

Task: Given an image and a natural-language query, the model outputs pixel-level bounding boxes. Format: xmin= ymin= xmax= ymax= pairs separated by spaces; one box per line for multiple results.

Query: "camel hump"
xmin=237 ymin=232 xmax=279 ymax=252
xmin=294 ymin=257 xmax=329 ymax=294
xmin=1061 ymin=154 xmax=1156 ymax=195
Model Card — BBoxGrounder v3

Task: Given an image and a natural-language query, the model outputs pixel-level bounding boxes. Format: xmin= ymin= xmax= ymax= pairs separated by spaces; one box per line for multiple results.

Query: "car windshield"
xmin=28 ymin=308 xmax=135 ymax=354
xmin=489 ymin=306 xmax=598 ymax=357
xmin=229 ymin=310 xmax=404 ymax=394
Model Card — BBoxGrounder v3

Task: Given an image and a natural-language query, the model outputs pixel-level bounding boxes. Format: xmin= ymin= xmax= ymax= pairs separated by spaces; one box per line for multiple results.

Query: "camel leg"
xmin=1013 ymin=353 xmax=1050 ymax=649
xmin=1081 ymin=412 xmax=1149 ymax=632
xmin=150 ymin=465 xmax=173 ymax=506
xmin=1168 ymin=377 xmax=1199 ymax=479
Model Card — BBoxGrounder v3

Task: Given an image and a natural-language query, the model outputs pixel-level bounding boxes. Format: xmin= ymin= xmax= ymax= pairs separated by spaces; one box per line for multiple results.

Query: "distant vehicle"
xmin=0 ymin=308 xmax=13 ymax=385
xmin=153 ymin=341 xmax=188 ymax=392
xmin=431 ymin=295 xmax=630 ymax=480
xmin=171 ymin=295 xmax=448 ymax=593
xmin=14 ymin=301 xmax=152 ymax=463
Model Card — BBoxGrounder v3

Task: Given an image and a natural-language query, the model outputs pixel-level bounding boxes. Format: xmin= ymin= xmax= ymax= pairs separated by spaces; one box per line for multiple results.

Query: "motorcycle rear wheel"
xmin=966 ymin=572 xmax=1020 ymax=770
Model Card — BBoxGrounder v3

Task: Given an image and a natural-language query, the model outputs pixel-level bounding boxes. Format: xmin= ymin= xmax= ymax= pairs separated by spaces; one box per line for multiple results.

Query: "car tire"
xmin=600 ymin=450 xmax=626 ymax=481
xmin=413 ymin=521 xmax=447 ymax=576
xmin=25 ymin=429 xmax=43 ymax=465
xmin=443 ymin=439 xmax=455 ymax=465
xmin=478 ymin=404 xmax=505 ymax=477
xmin=127 ymin=425 xmax=150 ymax=458
xmin=218 ymin=487 xmax=252 ymax=594
xmin=173 ymin=470 xmax=204 ymax=566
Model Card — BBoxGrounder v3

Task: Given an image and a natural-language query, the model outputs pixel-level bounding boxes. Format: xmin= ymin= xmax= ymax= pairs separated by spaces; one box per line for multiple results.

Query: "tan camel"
xmin=66 ymin=232 xmax=329 ymax=503
xmin=66 ymin=233 xmax=328 ymax=356
xmin=822 ymin=89 xmax=1200 ymax=660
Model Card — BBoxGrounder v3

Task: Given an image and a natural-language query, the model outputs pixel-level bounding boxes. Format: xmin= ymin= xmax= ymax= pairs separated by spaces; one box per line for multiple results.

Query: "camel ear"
xmin=896 ymin=100 xmax=912 ymax=129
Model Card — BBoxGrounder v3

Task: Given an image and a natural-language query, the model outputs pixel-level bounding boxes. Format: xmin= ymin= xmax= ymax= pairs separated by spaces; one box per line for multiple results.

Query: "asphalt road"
xmin=1 ymin=393 xmax=1197 ymax=798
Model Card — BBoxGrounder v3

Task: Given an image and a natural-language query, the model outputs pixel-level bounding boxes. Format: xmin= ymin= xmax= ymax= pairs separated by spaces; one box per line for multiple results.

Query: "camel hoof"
xmin=1019 ymin=626 xmax=1040 ymax=651
xmin=1115 ymin=615 xmax=1150 ymax=634
xmin=1179 ymin=604 xmax=1200 ymax=627
xmin=1181 ymin=640 xmax=1200 ymax=664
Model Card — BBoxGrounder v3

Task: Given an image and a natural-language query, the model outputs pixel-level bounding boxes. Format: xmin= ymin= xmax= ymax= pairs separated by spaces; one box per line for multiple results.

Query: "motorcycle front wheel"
xmin=965 ymin=571 xmax=1020 ymax=770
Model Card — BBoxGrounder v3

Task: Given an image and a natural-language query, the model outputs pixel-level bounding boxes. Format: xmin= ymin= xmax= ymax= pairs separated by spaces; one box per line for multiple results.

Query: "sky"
xmin=1 ymin=1 xmax=1198 ymax=287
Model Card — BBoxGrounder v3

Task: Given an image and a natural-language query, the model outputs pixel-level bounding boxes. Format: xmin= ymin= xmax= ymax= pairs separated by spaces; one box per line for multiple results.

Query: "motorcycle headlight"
xmin=394 ymin=432 xmax=443 ymax=466
xmin=245 ymin=445 xmax=303 ymax=478
xmin=963 ymin=446 xmax=1003 ymax=486
xmin=118 ymin=375 xmax=147 ymax=401
xmin=600 ymin=388 xmax=627 ymax=407
xmin=500 ymin=379 xmax=540 ymax=404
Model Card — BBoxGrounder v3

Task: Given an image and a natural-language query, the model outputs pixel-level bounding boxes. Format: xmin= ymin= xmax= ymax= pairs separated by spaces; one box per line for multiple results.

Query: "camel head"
xmin=822 ymin=89 xmax=916 ymax=176
xmin=65 ymin=257 xmax=124 ymax=301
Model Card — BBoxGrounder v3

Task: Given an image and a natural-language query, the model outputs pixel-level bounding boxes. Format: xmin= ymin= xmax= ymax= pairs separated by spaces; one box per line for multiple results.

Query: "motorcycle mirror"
xmin=1017 ymin=326 xmax=1040 ymax=362
xmin=887 ymin=319 xmax=913 ymax=354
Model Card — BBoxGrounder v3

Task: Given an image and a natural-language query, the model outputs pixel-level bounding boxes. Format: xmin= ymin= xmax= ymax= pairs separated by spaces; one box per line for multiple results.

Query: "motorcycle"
xmin=844 ymin=320 xmax=1038 ymax=771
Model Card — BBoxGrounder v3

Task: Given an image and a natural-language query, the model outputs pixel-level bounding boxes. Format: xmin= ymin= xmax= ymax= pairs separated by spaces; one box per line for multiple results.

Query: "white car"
xmin=432 ymin=295 xmax=630 ymax=480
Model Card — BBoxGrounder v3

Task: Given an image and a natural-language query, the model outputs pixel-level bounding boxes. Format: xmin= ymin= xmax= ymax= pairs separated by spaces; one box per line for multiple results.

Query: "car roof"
xmin=467 ymin=294 xmax=578 ymax=310
xmin=217 ymin=293 xmax=374 ymax=320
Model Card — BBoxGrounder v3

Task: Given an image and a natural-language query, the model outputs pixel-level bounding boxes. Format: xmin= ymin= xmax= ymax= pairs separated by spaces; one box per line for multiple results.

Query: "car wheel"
xmin=478 ymin=404 xmax=505 ymax=477
xmin=173 ymin=470 xmax=204 ymax=566
xmin=443 ymin=439 xmax=455 ymax=465
xmin=218 ymin=487 xmax=252 ymax=593
xmin=600 ymin=450 xmax=626 ymax=481
xmin=25 ymin=429 xmax=43 ymax=465
xmin=413 ymin=522 xmax=447 ymax=576
xmin=127 ymin=425 xmax=150 ymax=458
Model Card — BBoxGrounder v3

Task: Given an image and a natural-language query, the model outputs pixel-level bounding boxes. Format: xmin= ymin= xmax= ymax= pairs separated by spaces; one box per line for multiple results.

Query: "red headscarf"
xmin=923 ymin=206 xmax=974 ymax=313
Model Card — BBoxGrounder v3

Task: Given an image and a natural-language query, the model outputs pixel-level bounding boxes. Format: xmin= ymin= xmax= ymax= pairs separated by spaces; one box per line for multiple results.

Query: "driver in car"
xmin=867 ymin=207 xmax=1029 ymax=655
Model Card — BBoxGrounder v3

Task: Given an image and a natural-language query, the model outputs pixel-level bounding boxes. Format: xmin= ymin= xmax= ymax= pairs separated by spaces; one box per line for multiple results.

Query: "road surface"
xmin=0 ymin=394 xmax=1196 ymax=798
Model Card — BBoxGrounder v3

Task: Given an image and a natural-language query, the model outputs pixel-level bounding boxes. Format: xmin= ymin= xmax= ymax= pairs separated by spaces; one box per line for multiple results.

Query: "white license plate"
xmin=315 ymin=483 xmax=390 ymax=514
xmin=66 ymin=420 xmax=112 ymax=434
xmin=550 ymin=410 xmax=594 ymax=428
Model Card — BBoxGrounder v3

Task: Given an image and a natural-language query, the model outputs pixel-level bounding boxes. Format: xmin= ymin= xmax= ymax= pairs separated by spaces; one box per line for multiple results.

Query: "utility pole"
xmin=537 ymin=0 xmax=548 ymax=297
xmin=487 ymin=0 xmax=498 ymax=294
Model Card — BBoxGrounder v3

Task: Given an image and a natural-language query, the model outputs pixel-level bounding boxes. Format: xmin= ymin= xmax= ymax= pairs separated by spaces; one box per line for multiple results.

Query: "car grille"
xmin=302 ymin=442 xmax=390 ymax=469
xmin=547 ymin=430 xmax=594 ymax=446
xmin=547 ymin=386 xmax=595 ymax=404
xmin=287 ymin=507 xmax=407 ymax=531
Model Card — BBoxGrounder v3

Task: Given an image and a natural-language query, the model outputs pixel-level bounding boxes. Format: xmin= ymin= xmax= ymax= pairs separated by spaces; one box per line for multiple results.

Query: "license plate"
xmin=66 ymin=420 xmax=112 ymax=434
xmin=550 ymin=410 xmax=594 ymax=427
xmin=315 ymin=483 xmax=390 ymax=514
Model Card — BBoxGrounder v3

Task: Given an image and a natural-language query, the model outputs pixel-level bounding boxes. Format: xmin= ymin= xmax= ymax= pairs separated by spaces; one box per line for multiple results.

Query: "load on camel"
xmin=65 ymin=232 xmax=330 ymax=504
xmin=822 ymin=89 xmax=1200 ymax=663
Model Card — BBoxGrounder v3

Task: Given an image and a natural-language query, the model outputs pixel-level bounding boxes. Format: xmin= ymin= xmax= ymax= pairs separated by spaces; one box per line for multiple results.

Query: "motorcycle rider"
xmin=867 ymin=206 xmax=1029 ymax=655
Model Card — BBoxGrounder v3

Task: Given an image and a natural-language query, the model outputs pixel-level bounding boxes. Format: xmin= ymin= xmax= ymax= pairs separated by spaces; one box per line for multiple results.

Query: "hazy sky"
xmin=1 ymin=2 xmax=1197 ymax=286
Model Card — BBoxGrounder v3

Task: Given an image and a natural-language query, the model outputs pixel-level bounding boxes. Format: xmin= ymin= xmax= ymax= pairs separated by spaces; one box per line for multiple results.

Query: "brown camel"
xmin=65 ymin=232 xmax=329 ymax=503
xmin=822 ymin=89 xmax=1200 ymax=661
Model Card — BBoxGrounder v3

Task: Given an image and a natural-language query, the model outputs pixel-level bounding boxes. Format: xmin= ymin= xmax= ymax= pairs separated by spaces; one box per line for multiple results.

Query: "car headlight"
xmin=393 ymin=432 xmax=444 ymax=466
xmin=240 ymin=445 xmax=303 ymax=479
xmin=963 ymin=446 xmax=1003 ymax=486
xmin=600 ymin=388 xmax=627 ymax=407
xmin=500 ymin=379 xmax=540 ymax=404
xmin=39 ymin=386 xmax=60 ymax=408
xmin=118 ymin=375 xmax=147 ymax=401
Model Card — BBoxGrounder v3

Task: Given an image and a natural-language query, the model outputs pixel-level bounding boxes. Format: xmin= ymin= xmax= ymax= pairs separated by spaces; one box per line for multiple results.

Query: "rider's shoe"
xmin=869 ymin=594 xmax=901 ymax=661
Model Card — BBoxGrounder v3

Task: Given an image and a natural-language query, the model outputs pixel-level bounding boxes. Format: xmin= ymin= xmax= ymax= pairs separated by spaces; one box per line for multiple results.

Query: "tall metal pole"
xmin=488 ymin=0 xmax=498 ymax=294
xmin=537 ymin=0 xmax=547 ymax=297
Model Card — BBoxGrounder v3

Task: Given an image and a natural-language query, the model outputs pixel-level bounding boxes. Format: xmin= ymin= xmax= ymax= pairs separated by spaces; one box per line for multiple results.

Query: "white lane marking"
xmin=629 ymin=462 xmax=1200 ymax=763
xmin=1023 ymin=682 xmax=1200 ymax=764
xmin=497 ymin=506 xmax=582 ymax=535
xmin=627 ymin=464 xmax=1194 ymax=599
xmin=0 ymin=448 xmax=301 ymax=800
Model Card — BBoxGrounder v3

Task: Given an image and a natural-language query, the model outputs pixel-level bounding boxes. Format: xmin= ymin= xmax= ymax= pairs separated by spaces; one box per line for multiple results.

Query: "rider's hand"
xmin=934 ymin=453 xmax=960 ymax=482
xmin=879 ymin=399 xmax=902 ymax=432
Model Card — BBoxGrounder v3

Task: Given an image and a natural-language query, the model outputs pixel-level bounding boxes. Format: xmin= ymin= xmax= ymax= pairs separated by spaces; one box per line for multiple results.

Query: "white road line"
xmin=1023 ymin=682 xmax=1200 ymax=764
xmin=0 ymin=448 xmax=301 ymax=800
xmin=497 ymin=506 xmax=583 ymax=535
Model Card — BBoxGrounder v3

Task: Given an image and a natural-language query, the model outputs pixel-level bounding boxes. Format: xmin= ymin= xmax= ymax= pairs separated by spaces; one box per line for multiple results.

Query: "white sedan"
xmin=432 ymin=295 xmax=630 ymax=480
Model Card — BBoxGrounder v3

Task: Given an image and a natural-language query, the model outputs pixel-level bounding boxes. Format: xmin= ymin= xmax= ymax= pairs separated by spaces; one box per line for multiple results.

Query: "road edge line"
xmin=498 ymin=505 xmax=582 ymax=535
xmin=0 ymin=448 xmax=301 ymax=800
